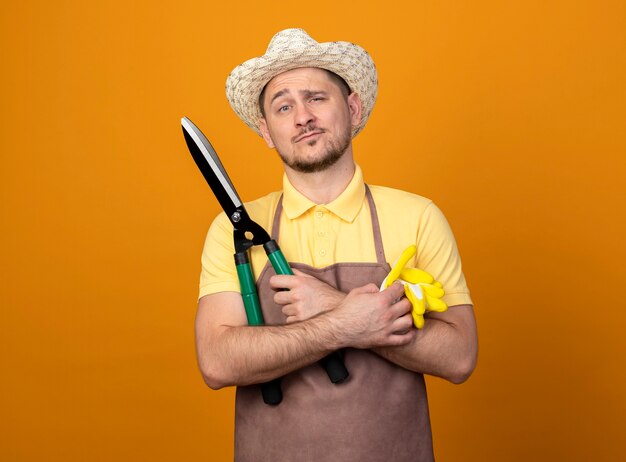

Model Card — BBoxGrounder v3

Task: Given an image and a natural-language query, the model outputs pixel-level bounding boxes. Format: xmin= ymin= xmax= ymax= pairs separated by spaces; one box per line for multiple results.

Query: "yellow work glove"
xmin=380 ymin=245 xmax=448 ymax=329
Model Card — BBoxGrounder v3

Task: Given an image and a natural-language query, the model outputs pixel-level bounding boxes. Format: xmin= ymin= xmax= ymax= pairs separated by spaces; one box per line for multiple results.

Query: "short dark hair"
xmin=258 ymin=69 xmax=352 ymax=117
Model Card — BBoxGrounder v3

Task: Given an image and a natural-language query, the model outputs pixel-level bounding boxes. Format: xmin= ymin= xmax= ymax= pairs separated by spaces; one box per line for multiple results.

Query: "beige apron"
xmin=234 ymin=187 xmax=434 ymax=462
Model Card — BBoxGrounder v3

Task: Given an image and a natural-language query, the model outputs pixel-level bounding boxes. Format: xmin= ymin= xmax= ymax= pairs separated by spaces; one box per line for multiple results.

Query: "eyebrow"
xmin=269 ymin=89 xmax=328 ymax=105
xmin=269 ymin=89 xmax=288 ymax=105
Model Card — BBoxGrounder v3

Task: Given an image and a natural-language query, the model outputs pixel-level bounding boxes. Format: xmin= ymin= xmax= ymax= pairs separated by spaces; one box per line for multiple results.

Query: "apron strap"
xmin=364 ymin=185 xmax=387 ymax=265
xmin=271 ymin=185 xmax=387 ymax=265
xmin=270 ymin=196 xmax=283 ymax=241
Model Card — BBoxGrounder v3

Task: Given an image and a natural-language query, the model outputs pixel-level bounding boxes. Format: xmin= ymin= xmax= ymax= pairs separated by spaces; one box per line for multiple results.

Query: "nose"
xmin=294 ymin=103 xmax=315 ymax=127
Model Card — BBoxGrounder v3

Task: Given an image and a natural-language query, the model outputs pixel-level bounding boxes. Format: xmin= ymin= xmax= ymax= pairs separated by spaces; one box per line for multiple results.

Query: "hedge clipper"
xmin=181 ymin=117 xmax=349 ymax=405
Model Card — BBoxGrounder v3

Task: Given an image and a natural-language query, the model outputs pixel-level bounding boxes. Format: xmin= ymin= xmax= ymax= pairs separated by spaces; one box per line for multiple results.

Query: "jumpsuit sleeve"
xmin=415 ymin=202 xmax=473 ymax=307
xmin=198 ymin=211 xmax=241 ymax=300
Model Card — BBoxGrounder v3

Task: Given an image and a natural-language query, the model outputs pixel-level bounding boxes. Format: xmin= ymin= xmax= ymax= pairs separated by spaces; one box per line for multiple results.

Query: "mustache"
xmin=292 ymin=125 xmax=325 ymax=143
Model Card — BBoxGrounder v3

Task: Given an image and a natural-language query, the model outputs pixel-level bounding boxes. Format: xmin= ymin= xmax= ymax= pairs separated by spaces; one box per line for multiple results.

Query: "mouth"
xmin=294 ymin=130 xmax=324 ymax=143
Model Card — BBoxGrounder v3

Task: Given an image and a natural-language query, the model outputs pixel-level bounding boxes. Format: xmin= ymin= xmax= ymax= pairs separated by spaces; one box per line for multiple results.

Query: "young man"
xmin=195 ymin=28 xmax=477 ymax=462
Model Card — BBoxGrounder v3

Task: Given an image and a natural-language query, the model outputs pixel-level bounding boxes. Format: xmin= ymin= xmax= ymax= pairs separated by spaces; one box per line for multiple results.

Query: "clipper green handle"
xmin=263 ymin=240 xmax=349 ymax=384
xmin=235 ymin=258 xmax=264 ymax=326
xmin=234 ymin=251 xmax=283 ymax=405
xmin=265 ymin=240 xmax=293 ymax=276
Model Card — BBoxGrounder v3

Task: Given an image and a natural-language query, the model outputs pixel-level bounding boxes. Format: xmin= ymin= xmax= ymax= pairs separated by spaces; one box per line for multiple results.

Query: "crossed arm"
xmin=272 ymin=270 xmax=477 ymax=384
xmin=195 ymin=271 xmax=477 ymax=389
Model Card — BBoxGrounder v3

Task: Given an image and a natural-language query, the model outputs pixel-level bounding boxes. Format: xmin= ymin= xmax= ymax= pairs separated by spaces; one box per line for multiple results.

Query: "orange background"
xmin=2 ymin=1 xmax=625 ymax=460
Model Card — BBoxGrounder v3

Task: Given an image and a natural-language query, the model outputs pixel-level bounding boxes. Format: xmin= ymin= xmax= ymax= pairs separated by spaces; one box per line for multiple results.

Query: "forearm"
xmin=196 ymin=284 xmax=415 ymax=389
xmin=372 ymin=305 xmax=477 ymax=384
xmin=197 ymin=315 xmax=341 ymax=389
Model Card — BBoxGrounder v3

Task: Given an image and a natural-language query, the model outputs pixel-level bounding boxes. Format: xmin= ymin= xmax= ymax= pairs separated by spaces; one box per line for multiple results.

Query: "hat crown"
xmin=266 ymin=28 xmax=318 ymax=54
xmin=226 ymin=28 xmax=377 ymax=138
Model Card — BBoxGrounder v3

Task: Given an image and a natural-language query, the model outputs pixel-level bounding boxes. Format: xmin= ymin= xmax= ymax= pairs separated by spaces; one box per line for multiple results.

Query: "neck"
xmin=284 ymin=151 xmax=356 ymax=204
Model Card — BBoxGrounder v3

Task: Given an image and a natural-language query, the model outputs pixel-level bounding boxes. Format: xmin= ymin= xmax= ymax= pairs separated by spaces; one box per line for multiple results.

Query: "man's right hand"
xmin=270 ymin=269 xmax=345 ymax=323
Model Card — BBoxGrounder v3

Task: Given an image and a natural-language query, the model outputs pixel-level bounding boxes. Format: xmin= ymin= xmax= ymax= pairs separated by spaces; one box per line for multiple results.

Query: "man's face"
xmin=258 ymin=68 xmax=362 ymax=173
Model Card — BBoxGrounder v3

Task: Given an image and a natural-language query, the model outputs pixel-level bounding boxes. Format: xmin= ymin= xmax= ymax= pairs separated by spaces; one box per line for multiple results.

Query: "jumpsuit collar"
xmin=281 ymin=164 xmax=367 ymax=223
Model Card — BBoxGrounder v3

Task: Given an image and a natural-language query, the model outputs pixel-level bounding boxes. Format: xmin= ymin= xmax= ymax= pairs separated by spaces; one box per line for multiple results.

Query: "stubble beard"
xmin=278 ymin=124 xmax=352 ymax=174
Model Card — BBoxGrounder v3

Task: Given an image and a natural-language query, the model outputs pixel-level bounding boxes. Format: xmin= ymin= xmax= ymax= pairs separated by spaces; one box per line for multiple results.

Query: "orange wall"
xmin=2 ymin=1 xmax=625 ymax=460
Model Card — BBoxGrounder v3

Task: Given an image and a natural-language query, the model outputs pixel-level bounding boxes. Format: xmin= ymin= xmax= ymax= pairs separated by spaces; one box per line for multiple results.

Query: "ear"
xmin=258 ymin=118 xmax=276 ymax=148
xmin=347 ymin=93 xmax=363 ymax=128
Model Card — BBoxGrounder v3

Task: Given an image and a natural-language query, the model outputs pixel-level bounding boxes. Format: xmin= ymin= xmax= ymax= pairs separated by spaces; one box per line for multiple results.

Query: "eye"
xmin=310 ymin=96 xmax=325 ymax=103
xmin=277 ymin=105 xmax=291 ymax=113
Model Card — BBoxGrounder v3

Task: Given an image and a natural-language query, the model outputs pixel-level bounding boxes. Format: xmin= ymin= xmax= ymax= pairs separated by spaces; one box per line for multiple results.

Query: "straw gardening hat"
xmin=225 ymin=28 xmax=378 ymax=138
